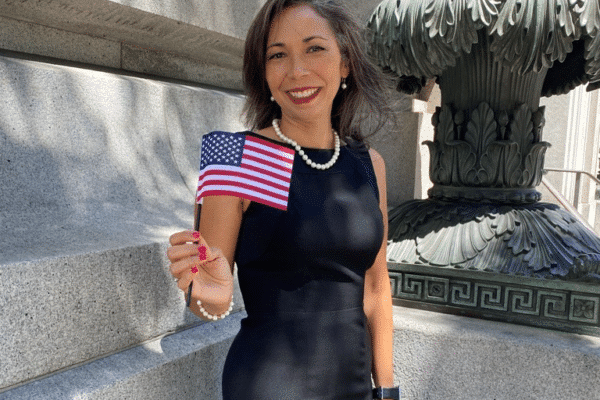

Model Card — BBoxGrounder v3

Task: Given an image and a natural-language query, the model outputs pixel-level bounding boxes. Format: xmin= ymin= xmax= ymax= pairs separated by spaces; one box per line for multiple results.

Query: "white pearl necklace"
xmin=272 ymin=119 xmax=340 ymax=170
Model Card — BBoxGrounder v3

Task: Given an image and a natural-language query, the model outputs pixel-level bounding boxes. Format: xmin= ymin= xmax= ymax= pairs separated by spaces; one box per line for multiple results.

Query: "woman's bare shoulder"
xmin=255 ymin=126 xmax=279 ymax=142
xmin=368 ymin=148 xmax=386 ymax=172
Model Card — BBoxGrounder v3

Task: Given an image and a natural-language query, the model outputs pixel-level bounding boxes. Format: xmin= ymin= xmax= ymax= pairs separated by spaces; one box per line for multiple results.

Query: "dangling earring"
xmin=341 ymin=78 xmax=347 ymax=90
xmin=270 ymin=96 xmax=275 ymax=102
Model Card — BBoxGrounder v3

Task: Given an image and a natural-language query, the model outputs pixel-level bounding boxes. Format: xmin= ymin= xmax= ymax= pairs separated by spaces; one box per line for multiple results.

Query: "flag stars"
xmin=197 ymin=133 xmax=293 ymax=211
xmin=200 ymin=132 xmax=246 ymax=167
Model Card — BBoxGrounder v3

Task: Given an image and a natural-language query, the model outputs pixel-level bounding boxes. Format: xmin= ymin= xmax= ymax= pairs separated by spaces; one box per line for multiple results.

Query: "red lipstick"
xmin=286 ymin=88 xmax=321 ymax=105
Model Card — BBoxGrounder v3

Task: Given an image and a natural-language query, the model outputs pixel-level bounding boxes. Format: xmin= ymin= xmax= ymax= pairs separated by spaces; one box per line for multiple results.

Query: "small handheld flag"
xmin=196 ymin=132 xmax=295 ymax=211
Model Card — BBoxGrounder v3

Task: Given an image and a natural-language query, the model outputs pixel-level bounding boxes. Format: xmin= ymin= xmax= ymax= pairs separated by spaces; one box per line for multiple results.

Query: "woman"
xmin=168 ymin=0 xmax=397 ymax=398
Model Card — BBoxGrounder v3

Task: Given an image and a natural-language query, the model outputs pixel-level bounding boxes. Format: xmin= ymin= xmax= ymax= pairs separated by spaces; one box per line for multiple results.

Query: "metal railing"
xmin=543 ymin=168 xmax=600 ymax=209
xmin=542 ymin=168 xmax=600 ymax=232
xmin=540 ymin=177 xmax=595 ymax=232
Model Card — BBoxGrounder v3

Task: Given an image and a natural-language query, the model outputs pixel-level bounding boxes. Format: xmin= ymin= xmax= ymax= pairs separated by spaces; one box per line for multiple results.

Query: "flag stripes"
xmin=196 ymin=132 xmax=295 ymax=210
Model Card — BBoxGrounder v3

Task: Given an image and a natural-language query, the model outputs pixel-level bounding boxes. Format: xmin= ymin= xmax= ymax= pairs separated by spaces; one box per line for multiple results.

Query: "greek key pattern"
xmin=389 ymin=272 xmax=599 ymax=325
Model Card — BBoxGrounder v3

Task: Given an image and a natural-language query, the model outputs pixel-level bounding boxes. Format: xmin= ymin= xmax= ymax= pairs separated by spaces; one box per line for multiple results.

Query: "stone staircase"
xmin=0 ymin=53 xmax=245 ymax=399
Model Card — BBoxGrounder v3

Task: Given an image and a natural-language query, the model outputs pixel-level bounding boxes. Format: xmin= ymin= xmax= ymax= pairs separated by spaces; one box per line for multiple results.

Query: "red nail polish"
xmin=192 ymin=231 xmax=200 ymax=239
xmin=191 ymin=266 xmax=199 ymax=274
xmin=198 ymin=245 xmax=207 ymax=261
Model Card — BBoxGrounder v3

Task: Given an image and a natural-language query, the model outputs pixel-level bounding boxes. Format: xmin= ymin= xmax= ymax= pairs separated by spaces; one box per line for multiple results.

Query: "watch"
xmin=372 ymin=386 xmax=401 ymax=399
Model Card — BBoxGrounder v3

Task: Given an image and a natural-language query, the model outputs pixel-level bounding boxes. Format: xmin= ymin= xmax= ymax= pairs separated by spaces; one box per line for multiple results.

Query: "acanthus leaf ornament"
xmin=509 ymin=103 xmax=534 ymax=158
xmin=464 ymin=102 xmax=497 ymax=185
xmin=389 ymin=201 xmax=600 ymax=279
xmin=425 ymin=0 xmax=481 ymax=54
xmin=468 ymin=0 xmax=501 ymax=27
xmin=368 ymin=0 xmax=600 ymax=94
xmin=426 ymin=102 xmax=550 ymax=192
xmin=585 ymin=22 xmax=600 ymax=86
xmin=522 ymin=142 xmax=551 ymax=187
xmin=490 ymin=0 xmax=578 ymax=74
xmin=574 ymin=0 xmax=600 ymax=35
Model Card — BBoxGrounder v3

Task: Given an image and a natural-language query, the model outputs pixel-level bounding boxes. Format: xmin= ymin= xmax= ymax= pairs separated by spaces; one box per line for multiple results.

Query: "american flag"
xmin=196 ymin=131 xmax=295 ymax=211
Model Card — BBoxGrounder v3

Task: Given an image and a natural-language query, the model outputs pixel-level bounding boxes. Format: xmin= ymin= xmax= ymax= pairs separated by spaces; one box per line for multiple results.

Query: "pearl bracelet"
xmin=197 ymin=298 xmax=234 ymax=321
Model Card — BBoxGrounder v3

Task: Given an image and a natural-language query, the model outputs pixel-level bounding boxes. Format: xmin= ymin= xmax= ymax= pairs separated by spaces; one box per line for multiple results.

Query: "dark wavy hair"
xmin=243 ymin=0 xmax=392 ymax=142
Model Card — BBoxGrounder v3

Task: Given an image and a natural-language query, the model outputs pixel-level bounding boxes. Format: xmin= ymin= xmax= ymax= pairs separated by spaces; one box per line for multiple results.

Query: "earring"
xmin=270 ymin=96 xmax=275 ymax=102
xmin=341 ymin=78 xmax=347 ymax=90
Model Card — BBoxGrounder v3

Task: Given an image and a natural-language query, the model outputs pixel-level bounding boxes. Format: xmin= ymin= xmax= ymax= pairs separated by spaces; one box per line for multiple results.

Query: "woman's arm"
xmin=364 ymin=148 xmax=395 ymax=388
xmin=198 ymin=195 xmax=245 ymax=269
xmin=168 ymin=195 xmax=246 ymax=320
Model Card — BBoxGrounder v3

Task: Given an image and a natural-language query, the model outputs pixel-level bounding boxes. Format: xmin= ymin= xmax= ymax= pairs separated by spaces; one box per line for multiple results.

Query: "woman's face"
xmin=265 ymin=4 xmax=349 ymax=124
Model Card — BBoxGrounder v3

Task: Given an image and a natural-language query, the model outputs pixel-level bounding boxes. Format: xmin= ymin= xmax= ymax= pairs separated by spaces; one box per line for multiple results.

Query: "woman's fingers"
xmin=168 ymin=231 xmax=231 ymax=296
xmin=170 ymin=255 xmax=198 ymax=277
xmin=177 ymin=270 xmax=195 ymax=292
xmin=169 ymin=230 xmax=201 ymax=246
xmin=171 ymin=248 xmax=229 ymax=279
xmin=168 ymin=242 xmax=202 ymax=263
xmin=168 ymin=232 xmax=218 ymax=262
xmin=201 ymin=247 xmax=227 ymax=271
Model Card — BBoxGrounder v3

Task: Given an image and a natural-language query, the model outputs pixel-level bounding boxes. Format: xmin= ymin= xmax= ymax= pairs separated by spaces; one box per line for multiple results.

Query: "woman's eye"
xmin=267 ymin=52 xmax=284 ymax=60
xmin=308 ymin=46 xmax=325 ymax=53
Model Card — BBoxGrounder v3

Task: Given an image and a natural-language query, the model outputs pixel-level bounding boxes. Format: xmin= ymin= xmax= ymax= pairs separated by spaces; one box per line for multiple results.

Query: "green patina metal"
xmin=390 ymin=262 xmax=600 ymax=336
xmin=369 ymin=0 xmax=600 ymax=333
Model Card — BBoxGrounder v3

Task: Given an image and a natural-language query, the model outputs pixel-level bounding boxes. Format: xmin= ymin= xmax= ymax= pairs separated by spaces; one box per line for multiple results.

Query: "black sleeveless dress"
xmin=222 ymin=132 xmax=384 ymax=400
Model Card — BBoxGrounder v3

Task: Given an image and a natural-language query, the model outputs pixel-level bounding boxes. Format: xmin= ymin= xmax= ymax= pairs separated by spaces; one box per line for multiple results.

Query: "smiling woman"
xmin=243 ymin=0 xmax=392 ymax=144
xmin=263 ymin=6 xmax=349 ymax=145
xmin=166 ymin=1 xmax=399 ymax=399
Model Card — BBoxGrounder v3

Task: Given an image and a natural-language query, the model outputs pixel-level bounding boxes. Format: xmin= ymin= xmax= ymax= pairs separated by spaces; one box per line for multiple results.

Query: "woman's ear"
xmin=341 ymin=59 xmax=350 ymax=79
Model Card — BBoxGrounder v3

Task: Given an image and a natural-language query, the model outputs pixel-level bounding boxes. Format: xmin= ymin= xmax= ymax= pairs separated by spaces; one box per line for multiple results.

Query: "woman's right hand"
xmin=168 ymin=230 xmax=234 ymax=317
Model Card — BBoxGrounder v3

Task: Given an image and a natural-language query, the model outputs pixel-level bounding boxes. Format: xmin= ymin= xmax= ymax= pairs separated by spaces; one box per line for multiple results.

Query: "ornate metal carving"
xmin=426 ymin=102 xmax=550 ymax=193
xmin=389 ymin=264 xmax=600 ymax=335
xmin=369 ymin=0 xmax=600 ymax=288
xmin=371 ymin=0 xmax=600 ymax=335
xmin=368 ymin=0 xmax=600 ymax=95
xmin=388 ymin=201 xmax=600 ymax=280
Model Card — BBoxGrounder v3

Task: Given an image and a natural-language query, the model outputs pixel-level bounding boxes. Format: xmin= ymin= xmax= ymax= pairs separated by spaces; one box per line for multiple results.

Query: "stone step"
xmin=0 ymin=53 xmax=246 ymax=267
xmin=4 ymin=305 xmax=599 ymax=400
xmin=0 ymin=242 xmax=244 ymax=390
xmin=0 ymin=53 xmax=246 ymax=390
xmin=393 ymin=306 xmax=600 ymax=400
xmin=0 ymin=312 xmax=244 ymax=400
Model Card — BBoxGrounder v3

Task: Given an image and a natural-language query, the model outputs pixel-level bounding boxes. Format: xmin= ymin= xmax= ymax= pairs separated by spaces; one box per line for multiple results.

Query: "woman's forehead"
xmin=268 ymin=5 xmax=335 ymax=45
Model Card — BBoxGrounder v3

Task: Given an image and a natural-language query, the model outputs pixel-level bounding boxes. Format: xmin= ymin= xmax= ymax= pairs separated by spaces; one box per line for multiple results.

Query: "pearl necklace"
xmin=272 ymin=119 xmax=340 ymax=170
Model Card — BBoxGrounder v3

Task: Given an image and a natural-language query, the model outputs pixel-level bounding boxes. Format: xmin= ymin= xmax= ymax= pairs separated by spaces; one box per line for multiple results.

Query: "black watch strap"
xmin=372 ymin=386 xmax=401 ymax=399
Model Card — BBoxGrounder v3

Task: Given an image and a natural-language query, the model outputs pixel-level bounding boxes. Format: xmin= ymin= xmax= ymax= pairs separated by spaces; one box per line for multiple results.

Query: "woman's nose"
xmin=288 ymin=55 xmax=309 ymax=78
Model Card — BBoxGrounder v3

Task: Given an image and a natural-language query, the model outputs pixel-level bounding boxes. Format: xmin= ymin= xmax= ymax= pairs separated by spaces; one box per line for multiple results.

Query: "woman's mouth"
xmin=286 ymin=87 xmax=321 ymax=104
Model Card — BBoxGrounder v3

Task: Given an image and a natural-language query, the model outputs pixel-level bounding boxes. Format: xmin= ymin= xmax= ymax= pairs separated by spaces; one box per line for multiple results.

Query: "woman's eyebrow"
xmin=267 ymin=42 xmax=284 ymax=50
xmin=303 ymin=35 xmax=327 ymax=42
xmin=267 ymin=35 xmax=328 ymax=50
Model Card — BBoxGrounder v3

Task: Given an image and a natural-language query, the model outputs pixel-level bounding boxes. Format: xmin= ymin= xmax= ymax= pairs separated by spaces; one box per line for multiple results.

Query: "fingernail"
xmin=192 ymin=231 xmax=200 ymax=240
xmin=191 ymin=266 xmax=199 ymax=274
xmin=198 ymin=245 xmax=207 ymax=261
